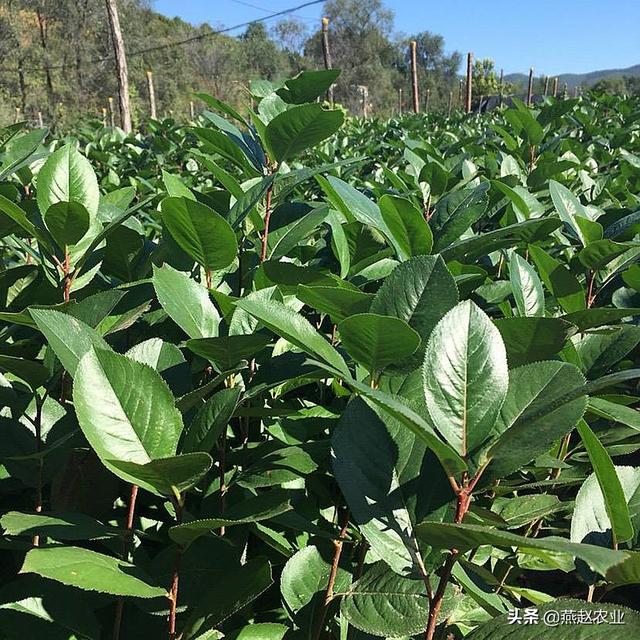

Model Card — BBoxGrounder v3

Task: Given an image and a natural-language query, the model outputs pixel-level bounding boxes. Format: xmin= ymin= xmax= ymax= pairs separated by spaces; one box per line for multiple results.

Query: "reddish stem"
xmin=168 ymin=497 xmax=184 ymax=640
xmin=112 ymin=484 xmax=139 ymax=640
xmin=425 ymin=465 xmax=486 ymax=640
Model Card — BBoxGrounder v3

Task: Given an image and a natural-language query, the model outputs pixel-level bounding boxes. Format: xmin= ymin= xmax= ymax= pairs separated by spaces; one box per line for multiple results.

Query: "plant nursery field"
xmin=1 ymin=70 xmax=640 ymax=639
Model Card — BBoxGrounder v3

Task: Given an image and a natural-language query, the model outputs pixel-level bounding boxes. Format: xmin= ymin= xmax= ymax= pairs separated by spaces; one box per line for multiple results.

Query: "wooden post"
xmin=321 ymin=18 xmax=334 ymax=105
xmin=526 ymin=67 xmax=534 ymax=106
xmin=398 ymin=88 xmax=403 ymax=116
xmin=410 ymin=40 xmax=419 ymax=113
xmin=499 ymin=68 xmax=504 ymax=106
xmin=543 ymin=75 xmax=550 ymax=97
xmin=108 ymin=96 xmax=115 ymax=127
xmin=102 ymin=107 xmax=107 ymax=126
xmin=458 ymin=78 xmax=463 ymax=103
xmin=552 ymin=76 xmax=559 ymax=97
xmin=465 ymin=52 xmax=473 ymax=113
xmin=105 ymin=0 xmax=132 ymax=133
xmin=477 ymin=95 xmax=483 ymax=114
xmin=14 ymin=107 xmax=21 ymax=123
xmin=359 ymin=85 xmax=368 ymax=118
xmin=447 ymin=91 xmax=453 ymax=118
xmin=562 ymin=82 xmax=568 ymax=99
xmin=37 ymin=111 xmax=43 ymax=127
xmin=190 ymin=101 xmax=195 ymax=120
xmin=425 ymin=88 xmax=430 ymax=113
xmin=146 ymin=70 xmax=157 ymax=119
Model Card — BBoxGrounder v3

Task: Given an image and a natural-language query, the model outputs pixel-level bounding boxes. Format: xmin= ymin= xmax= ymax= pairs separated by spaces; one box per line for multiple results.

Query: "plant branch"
xmin=112 ymin=484 xmax=139 ymax=640
xmin=312 ymin=509 xmax=349 ymax=640
xmin=168 ymin=494 xmax=184 ymax=640
xmin=259 ymin=180 xmax=274 ymax=263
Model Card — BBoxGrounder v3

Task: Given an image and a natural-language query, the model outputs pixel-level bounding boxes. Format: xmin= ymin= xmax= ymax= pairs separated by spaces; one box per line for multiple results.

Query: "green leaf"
xmin=486 ymin=361 xmax=587 ymax=480
xmin=296 ymin=285 xmax=373 ymax=323
xmin=276 ymin=69 xmax=341 ymax=104
xmin=43 ymin=201 xmax=90 ymax=248
xmin=162 ymin=170 xmax=196 ymax=200
xmin=0 ymin=511 xmax=119 ymax=541
xmin=494 ymin=317 xmax=575 ymax=367
xmin=587 ymin=397 xmax=640 ymax=431
xmin=264 ymin=104 xmax=344 ymax=163
xmin=378 ymin=194 xmax=433 ymax=259
xmin=509 ymin=253 xmax=544 ymax=317
xmin=549 ymin=179 xmax=593 ymax=246
xmin=333 ymin=397 xmax=452 ymax=576
xmin=339 ymin=562 xmax=431 ymax=637
xmin=338 ymin=313 xmax=420 ymax=374
xmin=573 ymin=425 xmax=637 ymax=546
xmin=467 ymin=600 xmax=640 ymax=639
xmin=73 ymin=347 xmax=184 ymax=492
xmin=0 ymin=193 xmax=54 ymax=251
xmin=415 ymin=522 xmax=628 ymax=577
xmin=0 ymin=355 xmax=49 ymax=389
xmin=423 ymin=301 xmax=508 ymax=456
xmin=281 ymin=545 xmax=350 ymax=632
xmin=170 ymin=490 xmax=293 ymax=547
xmin=181 ymin=558 xmax=272 ymax=638
xmin=562 ymin=308 xmax=640 ymax=331
xmin=20 ymin=547 xmax=165 ymax=598
xmin=181 ymin=387 xmax=242 ymax=454
xmin=0 ymin=576 xmax=101 ymax=640
xmin=126 ymin=338 xmax=185 ymax=372
xmin=153 ymin=264 xmax=220 ymax=339
xmin=529 ymin=244 xmax=585 ymax=313
xmin=36 ymin=144 xmax=99 ymax=218
xmin=235 ymin=297 xmax=350 ymax=377
xmin=431 ymin=183 xmax=489 ymax=251
xmin=441 ymin=217 xmax=562 ymax=262
xmin=110 ymin=453 xmax=212 ymax=497
xmin=370 ymin=255 xmax=458 ymax=369
xmin=579 ymin=239 xmax=635 ymax=270
xmin=30 ymin=309 xmax=110 ymax=376
xmin=573 ymin=325 xmax=640 ymax=378
xmin=187 ymin=334 xmax=271 ymax=372
xmin=339 ymin=376 xmax=466 ymax=475
xmin=161 ymin=196 xmax=237 ymax=271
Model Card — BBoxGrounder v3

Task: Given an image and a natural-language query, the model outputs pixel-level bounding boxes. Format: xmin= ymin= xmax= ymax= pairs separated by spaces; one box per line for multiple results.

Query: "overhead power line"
xmin=0 ymin=0 xmax=324 ymax=74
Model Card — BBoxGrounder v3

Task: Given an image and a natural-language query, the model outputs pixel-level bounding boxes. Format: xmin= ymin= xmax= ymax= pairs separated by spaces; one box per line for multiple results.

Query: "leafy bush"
xmin=1 ymin=70 xmax=640 ymax=639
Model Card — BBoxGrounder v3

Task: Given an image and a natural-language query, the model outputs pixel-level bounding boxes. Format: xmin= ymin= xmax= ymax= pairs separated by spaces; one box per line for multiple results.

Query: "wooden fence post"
xmin=458 ymin=78 xmax=463 ymax=104
xmin=410 ymin=40 xmax=419 ymax=113
xmin=146 ymin=70 xmax=157 ymax=119
xmin=108 ymin=96 xmax=115 ymax=127
xmin=425 ymin=88 xmax=430 ymax=113
xmin=526 ymin=67 xmax=534 ymax=106
xmin=321 ymin=18 xmax=334 ymax=105
xmin=37 ymin=111 xmax=43 ymax=127
xmin=465 ymin=52 xmax=473 ymax=113
xmin=563 ymin=82 xmax=568 ymax=99
xmin=102 ymin=107 xmax=107 ymax=127
xmin=543 ymin=75 xmax=550 ymax=97
xmin=14 ymin=107 xmax=21 ymax=123
xmin=552 ymin=76 xmax=559 ymax=97
xmin=190 ymin=101 xmax=195 ymax=120
xmin=398 ymin=88 xmax=403 ymax=116
xmin=105 ymin=0 xmax=132 ymax=133
xmin=448 ymin=90 xmax=453 ymax=117
xmin=359 ymin=85 xmax=369 ymax=118
xmin=499 ymin=68 xmax=504 ymax=106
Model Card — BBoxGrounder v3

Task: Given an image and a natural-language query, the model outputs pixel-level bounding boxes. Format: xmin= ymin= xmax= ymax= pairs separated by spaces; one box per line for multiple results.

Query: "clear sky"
xmin=152 ymin=0 xmax=640 ymax=76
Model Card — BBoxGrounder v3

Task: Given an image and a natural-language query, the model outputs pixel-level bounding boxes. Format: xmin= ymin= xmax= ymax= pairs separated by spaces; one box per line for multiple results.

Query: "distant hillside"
xmin=505 ymin=64 xmax=640 ymax=89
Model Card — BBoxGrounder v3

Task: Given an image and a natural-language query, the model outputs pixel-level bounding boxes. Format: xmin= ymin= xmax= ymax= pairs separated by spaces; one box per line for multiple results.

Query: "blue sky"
xmin=152 ymin=0 xmax=640 ymax=76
